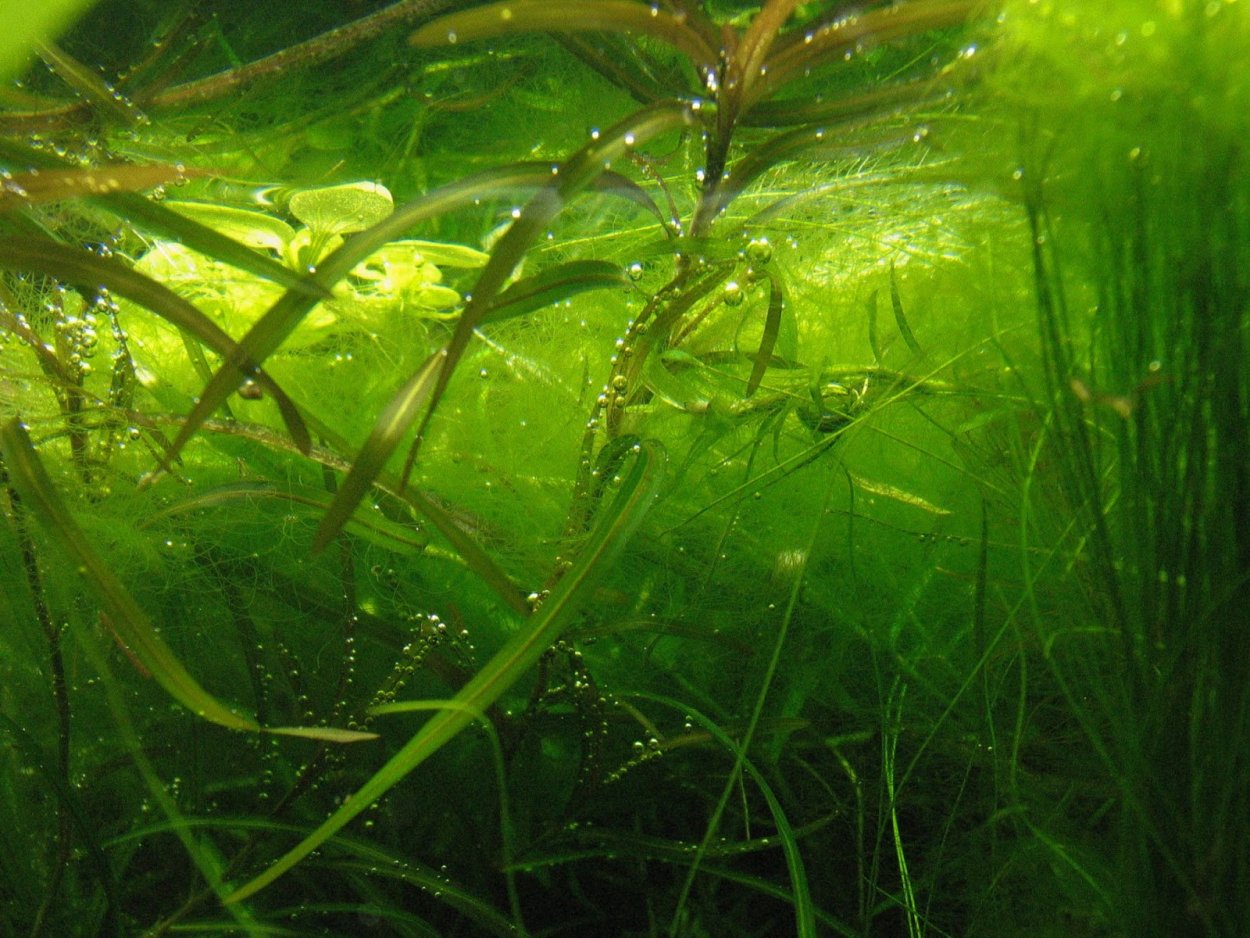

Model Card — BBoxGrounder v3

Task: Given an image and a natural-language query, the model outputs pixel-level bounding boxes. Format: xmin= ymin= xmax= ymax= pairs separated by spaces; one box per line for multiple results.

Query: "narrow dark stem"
xmin=0 ymin=0 xmax=455 ymax=133
xmin=144 ymin=0 xmax=455 ymax=111
xmin=1 ymin=465 xmax=73 ymax=938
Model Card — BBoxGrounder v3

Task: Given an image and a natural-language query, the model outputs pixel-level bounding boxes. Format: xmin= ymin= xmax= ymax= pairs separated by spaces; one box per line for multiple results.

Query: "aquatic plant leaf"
xmin=482 ymin=259 xmax=630 ymax=324
xmin=0 ymin=418 xmax=258 ymax=732
xmin=890 ymin=260 xmax=924 ymax=356
xmin=141 ymin=480 xmax=428 ymax=553
xmin=849 ymin=472 xmax=950 ymax=515
xmin=162 ymin=199 xmax=298 ymax=253
xmin=265 ymin=725 xmax=378 ymax=743
xmin=36 ymin=39 xmax=144 ymax=125
xmin=410 ymin=0 xmax=718 ymax=74
xmin=310 ymin=349 xmax=445 ymax=555
xmin=0 ymin=163 xmax=204 ymax=212
xmin=742 ymin=79 xmax=944 ymax=128
xmin=402 ymin=486 xmax=532 ymax=616
xmin=726 ymin=0 xmax=802 ymax=118
xmin=107 ymin=193 xmax=324 ymax=295
xmin=288 ymin=181 xmax=393 ymax=236
xmin=224 ymin=440 xmax=666 ymax=903
xmin=396 ymin=239 xmax=489 ymax=268
xmin=745 ymin=270 xmax=785 ymax=397
xmin=755 ymin=0 xmax=981 ymax=106
xmin=0 ymin=236 xmax=312 ymax=454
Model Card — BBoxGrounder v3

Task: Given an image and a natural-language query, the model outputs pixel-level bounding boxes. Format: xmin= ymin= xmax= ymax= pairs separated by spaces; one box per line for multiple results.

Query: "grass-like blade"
xmin=890 ymin=260 xmax=924 ymax=356
xmin=745 ymin=270 xmax=785 ymax=397
xmin=0 ymin=163 xmax=202 ymax=211
xmin=309 ymin=349 xmax=444 ymax=554
xmin=0 ymin=236 xmax=311 ymax=454
xmin=224 ymin=439 xmax=666 ymax=903
xmin=756 ymin=0 xmax=980 ymax=106
xmin=865 ymin=288 xmax=883 ymax=363
xmin=36 ymin=39 xmax=145 ymax=125
xmin=411 ymin=0 xmax=718 ymax=74
xmin=483 ymin=259 xmax=631 ymax=324
xmin=0 ymin=418 xmax=259 ymax=732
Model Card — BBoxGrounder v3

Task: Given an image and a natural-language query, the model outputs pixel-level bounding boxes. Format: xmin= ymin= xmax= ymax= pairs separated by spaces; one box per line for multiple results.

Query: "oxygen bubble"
xmin=626 ymin=261 xmax=644 ymax=280
xmin=722 ymin=281 xmax=744 ymax=306
xmin=745 ymin=237 xmax=772 ymax=264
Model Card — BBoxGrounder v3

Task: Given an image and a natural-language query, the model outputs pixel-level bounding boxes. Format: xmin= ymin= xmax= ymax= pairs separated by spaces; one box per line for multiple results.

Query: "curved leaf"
xmin=0 ymin=138 xmax=322 ymax=294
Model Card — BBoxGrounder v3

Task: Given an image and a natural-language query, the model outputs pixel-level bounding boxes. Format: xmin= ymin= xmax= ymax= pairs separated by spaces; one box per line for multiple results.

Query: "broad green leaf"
xmin=163 ymin=200 xmax=298 ymax=253
xmin=109 ymin=193 xmax=325 ymax=295
xmin=224 ymin=440 xmax=666 ymax=903
xmin=289 ymin=181 xmax=393 ymax=236
xmin=0 ymin=137 xmax=321 ymax=295
xmin=164 ymin=161 xmax=583 ymax=460
xmin=394 ymin=239 xmax=489 ymax=268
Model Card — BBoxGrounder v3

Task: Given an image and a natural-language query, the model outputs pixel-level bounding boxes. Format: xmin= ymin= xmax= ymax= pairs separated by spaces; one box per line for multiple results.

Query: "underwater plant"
xmin=2 ymin=0 xmax=1247 ymax=936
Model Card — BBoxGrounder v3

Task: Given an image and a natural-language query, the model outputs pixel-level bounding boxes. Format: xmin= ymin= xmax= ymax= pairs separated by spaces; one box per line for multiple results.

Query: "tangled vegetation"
xmin=1 ymin=1 xmax=1246 ymax=935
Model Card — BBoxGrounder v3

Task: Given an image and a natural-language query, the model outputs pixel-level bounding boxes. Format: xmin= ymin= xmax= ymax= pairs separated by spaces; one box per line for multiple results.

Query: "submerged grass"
xmin=1 ymin=1 xmax=1246 ymax=935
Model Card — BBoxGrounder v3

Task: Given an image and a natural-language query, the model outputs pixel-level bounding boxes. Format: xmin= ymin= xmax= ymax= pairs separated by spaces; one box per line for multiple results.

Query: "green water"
xmin=1 ymin=2 xmax=1247 ymax=935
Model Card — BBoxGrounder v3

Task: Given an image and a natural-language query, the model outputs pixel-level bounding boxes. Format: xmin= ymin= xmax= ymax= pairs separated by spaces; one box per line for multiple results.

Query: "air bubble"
xmin=744 ymin=237 xmax=772 ymax=264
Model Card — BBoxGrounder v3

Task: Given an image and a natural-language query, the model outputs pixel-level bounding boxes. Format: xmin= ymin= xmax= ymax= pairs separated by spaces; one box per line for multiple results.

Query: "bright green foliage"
xmin=1 ymin=1 xmax=1247 ymax=937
